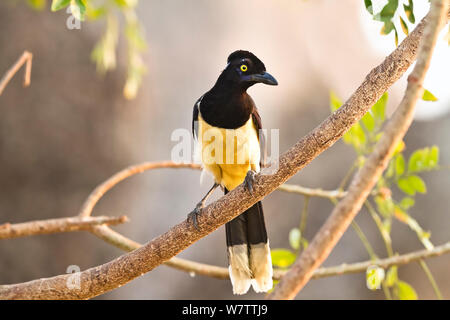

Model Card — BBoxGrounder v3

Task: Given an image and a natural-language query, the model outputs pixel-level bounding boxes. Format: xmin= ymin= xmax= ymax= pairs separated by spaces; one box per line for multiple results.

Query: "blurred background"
xmin=0 ymin=0 xmax=449 ymax=299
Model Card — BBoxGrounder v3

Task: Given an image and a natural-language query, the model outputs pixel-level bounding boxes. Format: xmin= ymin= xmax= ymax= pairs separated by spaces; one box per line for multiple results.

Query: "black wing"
xmin=252 ymin=107 xmax=267 ymax=167
xmin=192 ymin=96 xmax=203 ymax=139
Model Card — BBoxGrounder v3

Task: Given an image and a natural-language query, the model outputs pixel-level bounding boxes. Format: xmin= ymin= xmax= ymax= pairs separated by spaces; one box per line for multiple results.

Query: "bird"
xmin=190 ymin=50 xmax=278 ymax=295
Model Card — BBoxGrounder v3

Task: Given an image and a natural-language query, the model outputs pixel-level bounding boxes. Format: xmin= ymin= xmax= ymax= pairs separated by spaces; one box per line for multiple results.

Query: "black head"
xmin=218 ymin=50 xmax=278 ymax=90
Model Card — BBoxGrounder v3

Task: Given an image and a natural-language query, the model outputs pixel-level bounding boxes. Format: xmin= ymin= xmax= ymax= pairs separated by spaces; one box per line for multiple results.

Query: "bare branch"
xmin=0 ymin=216 xmax=128 ymax=240
xmin=169 ymin=243 xmax=450 ymax=280
xmin=278 ymin=184 xmax=346 ymax=199
xmin=0 ymin=51 xmax=33 ymax=96
xmin=91 ymin=225 xmax=450 ymax=281
xmin=310 ymin=242 xmax=450 ymax=279
xmin=165 ymin=242 xmax=450 ymax=281
xmin=80 ymin=161 xmax=345 ymax=272
xmin=79 ymin=162 xmax=200 ymax=218
xmin=1 ymin=8 xmax=447 ymax=299
xmin=268 ymin=0 xmax=449 ymax=300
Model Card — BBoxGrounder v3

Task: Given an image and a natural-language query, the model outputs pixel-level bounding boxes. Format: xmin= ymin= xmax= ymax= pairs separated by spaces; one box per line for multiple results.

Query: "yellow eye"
xmin=240 ymin=64 xmax=248 ymax=72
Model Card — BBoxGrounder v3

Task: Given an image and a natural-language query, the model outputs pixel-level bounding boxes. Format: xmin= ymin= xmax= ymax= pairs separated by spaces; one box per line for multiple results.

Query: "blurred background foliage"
xmin=0 ymin=0 xmax=449 ymax=299
xmin=272 ymin=92 xmax=444 ymax=300
xmin=25 ymin=0 xmax=146 ymax=99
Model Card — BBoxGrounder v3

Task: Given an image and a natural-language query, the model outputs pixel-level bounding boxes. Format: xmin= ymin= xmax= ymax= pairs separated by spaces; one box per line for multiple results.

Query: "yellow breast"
xmin=197 ymin=114 xmax=260 ymax=191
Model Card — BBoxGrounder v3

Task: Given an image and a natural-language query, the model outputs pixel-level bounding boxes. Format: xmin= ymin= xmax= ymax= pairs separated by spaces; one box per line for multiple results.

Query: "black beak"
xmin=244 ymin=71 xmax=278 ymax=85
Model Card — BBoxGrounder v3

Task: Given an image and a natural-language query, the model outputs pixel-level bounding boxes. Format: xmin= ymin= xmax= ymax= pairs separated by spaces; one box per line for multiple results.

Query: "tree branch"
xmin=0 ymin=216 xmax=128 ymax=240
xmin=90 ymin=225 xmax=450 ymax=281
xmin=268 ymin=0 xmax=449 ymax=300
xmin=79 ymin=161 xmax=344 ymax=274
xmin=1 ymin=7 xmax=447 ymax=299
xmin=79 ymin=162 xmax=201 ymax=218
xmin=0 ymin=51 xmax=32 ymax=96
xmin=278 ymin=184 xmax=346 ymax=199
xmin=309 ymin=242 xmax=450 ymax=280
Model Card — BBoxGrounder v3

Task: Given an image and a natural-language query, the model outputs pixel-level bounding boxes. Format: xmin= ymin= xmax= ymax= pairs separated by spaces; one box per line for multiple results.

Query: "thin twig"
xmin=338 ymin=161 xmax=358 ymax=191
xmin=0 ymin=216 xmax=128 ymax=240
xmin=0 ymin=51 xmax=33 ymax=96
xmin=268 ymin=1 xmax=449 ymax=300
xmin=365 ymin=201 xmax=394 ymax=257
xmin=308 ymin=242 xmax=450 ymax=280
xmin=278 ymin=184 xmax=346 ymax=199
xmin=79 ymin=162 xmax=201 ymax=218
xmin=418 ymin=259 xmax=443 ymax=300
xmin=351 ymin=221 xmax=378 ymax=260
xmin=299 ymin=196 xmax=310 ymax=237
xmin=165 ymin=242 xmax=450 ymax=281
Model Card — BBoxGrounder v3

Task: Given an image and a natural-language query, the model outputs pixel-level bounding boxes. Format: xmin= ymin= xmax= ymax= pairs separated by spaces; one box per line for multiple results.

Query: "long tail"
xmin=225 ymin=190 xmax=272 ymax=295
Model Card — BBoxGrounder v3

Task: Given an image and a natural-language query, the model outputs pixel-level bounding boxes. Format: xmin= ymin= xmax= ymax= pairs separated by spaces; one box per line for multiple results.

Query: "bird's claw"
xmin=187 ymin=204 xmax=203 ymax=230
xmin=244 ymin=170 xmax=257 ymax=194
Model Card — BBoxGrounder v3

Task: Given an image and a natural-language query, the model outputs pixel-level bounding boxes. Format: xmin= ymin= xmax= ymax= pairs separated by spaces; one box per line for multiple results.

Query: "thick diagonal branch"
xmin=78 ymin=161 xmax=344 ymax=275
xmin=0 ymin=8 xmax=447 ymax=299
xmin=268 ymin=0 xmax=449 ymax=300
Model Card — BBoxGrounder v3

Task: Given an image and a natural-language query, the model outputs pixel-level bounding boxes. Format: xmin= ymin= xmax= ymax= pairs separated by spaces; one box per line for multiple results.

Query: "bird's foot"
xmin=187 ymin=202 xmax=204 ymax=230
xmin=244 ymin=170 xmax=257 ymax=194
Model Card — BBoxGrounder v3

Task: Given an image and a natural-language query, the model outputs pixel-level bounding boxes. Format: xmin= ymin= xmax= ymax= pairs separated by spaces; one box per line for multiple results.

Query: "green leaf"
xmin=394 ymin=27 xmax=399 ymax=46
xmin=385 ymin=158 xmax=395 ymax=178
xmin=409 ymin=175 xmax=427 ymax=193
xmin=393 ymin=140 xmax=405 ymax=156
xmin=381 ymin=21 xmax=395 ymax=35
xmin=382 ymin=218 xmax=392 ymax=234
xmin=364 ymin=0 xmax=373 ymax=14
xmin=91 ymin=14 xmax=119 ymax=73
xmin=289 ymin=228 xmax=301 ymax=250
xmin=375 ymin=196 xmax=395 ymax=217
xmin=70 ymin=0 xmax=86 ymax=21
xmin=51 ymin=0 xmax=70 ymax=11
xmin=397 ymin=177 xmax=415 ymax=195
xmin=344 ymin=123 xmax=366 ymax=151
xmin=375 ymin=0 xmax=399 ymax=22
xmin=85 ymin=4 xmax=107 ymax=20
xmin=422 ymin=89 xmax=438 ymax=101
xmin=398 ymin=175 xmax=426 ymax=195
xmin=271 ymin=249 xmax=296 ymax=268
xmin=400 ymin=197 xmax=415 ymax=210
xmin=372 ymin=92 xmax=387 ymax=123
xmin=397 ymin=280 xmax=418 ymax=300
xmin=407 ymin=146 xmax=439 ymax=172
xmin=361 ymin=111 xmax=375 ymax=132
xmin=385 ymin=266 xmax=398 ymax=287
xmin=125 ymin=20 xmax=147 ymax=51
xmin=366 ymin=266 xmax=385 ymax=291
xmin=114 ymin=0 xmax=138 ymax=8
xmin=27 ymin=0 xmax=47 ymax=10
xmin=301 ymin=238 xmax=309 ymax=250
xmin=403 ymin=0 xmax=415 ymax=24
xmin=329 ymin=91 xmax=342 ymax=112
xmin=408 ymin=149 xmax=426 ymax=172
xmin=399 ymin=16 xmax=409 ymax=35
xmin=395 ymin=154 xmax=405 ymax=177
xmin=426 ymin=146 xmax=439 ymax=168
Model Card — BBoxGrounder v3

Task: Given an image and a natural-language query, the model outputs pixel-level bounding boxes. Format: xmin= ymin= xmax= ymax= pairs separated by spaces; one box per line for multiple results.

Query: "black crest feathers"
xmin=227 ymin=50 xmax=266 ymax=71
